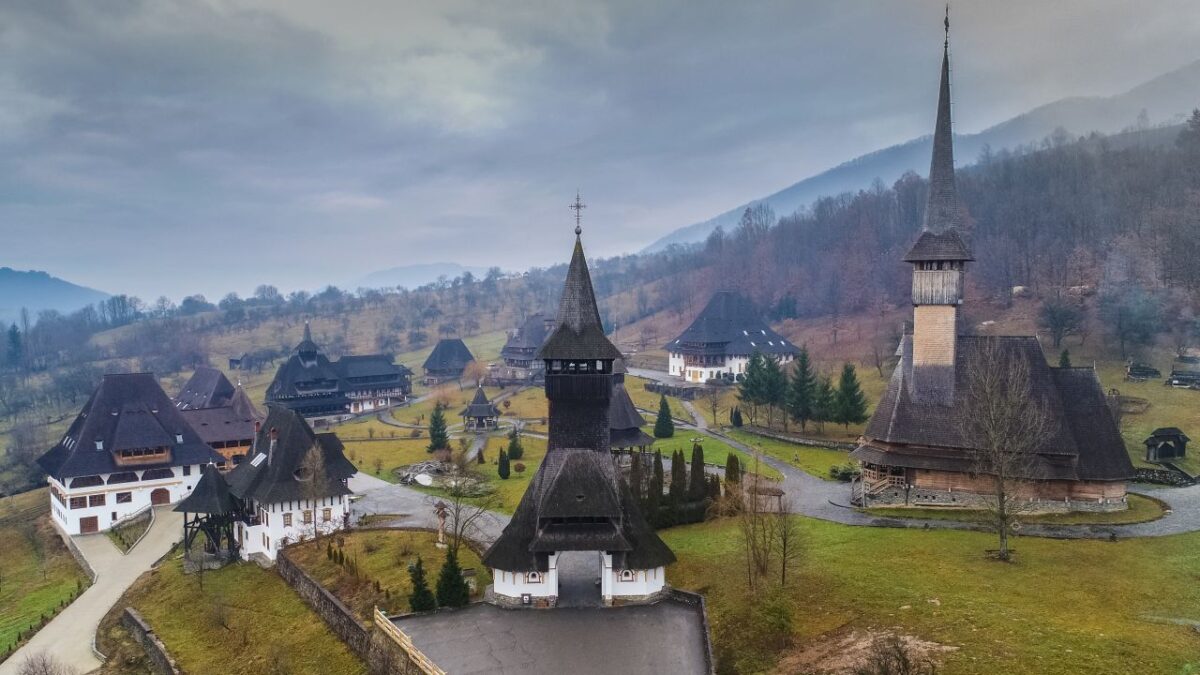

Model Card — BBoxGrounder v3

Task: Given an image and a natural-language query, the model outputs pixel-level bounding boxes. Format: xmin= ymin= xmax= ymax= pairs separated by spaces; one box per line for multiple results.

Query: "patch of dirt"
xmin=775 ymin=626 xmax=956 ymax=674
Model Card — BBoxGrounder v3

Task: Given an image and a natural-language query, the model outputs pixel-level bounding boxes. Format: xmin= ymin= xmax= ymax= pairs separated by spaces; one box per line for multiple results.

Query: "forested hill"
xmin=0 ymin=268 xmax=109 ymax=328
xmin=579 ymin=116 xmax=1200 ymax=343
xmin=645 ymin=59 xmax=1200 ymax=252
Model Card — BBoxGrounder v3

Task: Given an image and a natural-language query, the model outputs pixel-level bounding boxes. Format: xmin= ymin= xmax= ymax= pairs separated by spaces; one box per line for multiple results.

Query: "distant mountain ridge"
xmin=0 ymin=267 xmax=110 ymax=327
xmin=354 ymin=262 xmax=491 ymax=291
xmin=645 ymin=59 xmax=1200 ymax=252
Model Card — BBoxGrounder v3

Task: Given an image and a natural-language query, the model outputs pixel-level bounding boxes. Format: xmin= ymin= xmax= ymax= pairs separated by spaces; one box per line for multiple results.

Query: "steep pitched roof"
xmin=174 ymin=367 xmax=236 ymax=410
xmin=334 ymin=354 xmax=412 ymax=380
xmin=539 ymin=234 xmax=623 ymax=361
xmin=905 ymin=34 xmax=973 ymax=262
xmin=854 ymin=336 xmax=1134 ymax=482
xmin=666 ymin=290 xmax=798 ymax=357
xmin=296 ymin=322 xmax=319 ymax=355
xmin=460 ymin=386 xmax=500 ymax=418
xmin=423 ymin=339 xmax=475 ymax=374
xmin=224 ymin=405 xmax=355 ymax=504
xmin=609 ymin=382 xmax=653 ymax=448
xmin=180 ymin=386 xmax=263 ymax=445
xmin=37 ymin=373 xmax=221 ymax=480
xmin=266 ymin=326 xmax=409 ymax=405
xmin=501 ymin=313 xmax=551 ymax=358
xmin=174 ymin=463 xmax=237 ymax=515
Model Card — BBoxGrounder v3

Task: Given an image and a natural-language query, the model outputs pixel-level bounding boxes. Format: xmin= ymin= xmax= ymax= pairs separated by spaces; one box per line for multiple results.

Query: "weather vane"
xmin=569 ymin=191 xmax=587 ymax=235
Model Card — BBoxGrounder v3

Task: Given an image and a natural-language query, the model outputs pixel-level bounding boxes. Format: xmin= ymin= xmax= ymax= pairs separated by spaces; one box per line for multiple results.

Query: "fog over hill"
xmin=0 ymin=268 xmax=109 ymax=328
xmin=645 ymin=59 xmax=1200 ymax=252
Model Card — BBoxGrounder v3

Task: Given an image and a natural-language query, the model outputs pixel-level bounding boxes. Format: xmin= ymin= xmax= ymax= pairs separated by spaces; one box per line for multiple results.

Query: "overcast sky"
xmin=2 ymin=0 xmax=1199 ymax=301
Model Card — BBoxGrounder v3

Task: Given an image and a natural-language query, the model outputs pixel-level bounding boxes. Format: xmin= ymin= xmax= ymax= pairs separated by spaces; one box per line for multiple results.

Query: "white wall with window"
xmin=492 ymin=553 xmax=559 ymax=601
xmin=235 ymin=494 xmax=350 ymax=562
xmin=49 ymin=464 xmax=205 ymax=535
xmin=600 ymin=553 xmax=666 ymax=601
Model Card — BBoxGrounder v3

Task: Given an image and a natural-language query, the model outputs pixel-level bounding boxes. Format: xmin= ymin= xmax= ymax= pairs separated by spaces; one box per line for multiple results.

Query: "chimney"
xmin=268 ymin=427 xmax=278 ymax=466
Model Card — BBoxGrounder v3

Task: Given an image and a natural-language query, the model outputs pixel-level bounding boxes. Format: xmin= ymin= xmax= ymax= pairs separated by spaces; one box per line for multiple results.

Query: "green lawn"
xmin=859 ymin=493 xmax=1166 ymax=526
xmin=97 ymin=554 xmax=364 ymax=675
xmin=726 ymin=429 xmax=854 ymax=481
xmin=663 ymin=516 xmax=1200 ymax=675
xmin=625 ymin=376 xmax=690 ymax=421
xmin=341 ymin=437 xmax=439 ymax=483
xmin=477 ymin=435 xmax=548 ymax=513
xmin=288 ymin=530 xmax=490 ymax=620
xmin=650 ymin=433 xmax=783 ymax=481
xmin=0 ymin=489 xmax=89 ymax=655
xmin=1094 ymin=360 xmax=1200 ymax=475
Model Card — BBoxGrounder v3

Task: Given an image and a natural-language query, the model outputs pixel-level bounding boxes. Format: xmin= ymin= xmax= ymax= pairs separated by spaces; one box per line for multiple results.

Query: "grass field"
xmin=1093 ymin=360 xmax=1200 ymax=475
xmin=96 ymin=554 xmax=364 ymax=675
xmin=650 ymin=433 xmax=784 ymax=481
xmin=663 ymin=516 xmax=1200 ymax=675
xmin=726 ymin=429 xmax=855 ymax=481
xmin=475 ymin=435 xmax=548 ymax=513
xmin=859 ymin=493 xmax=1167 ymax=526
xmin=625 ymin=376 xmax=691 ymax=421
xmin=0 ymin=490 xmax=89 ymax=656
xmin=287 ymin=530 xmax=490 ymax=620
xmin=341 ymin=438 xmax=439 ymax=482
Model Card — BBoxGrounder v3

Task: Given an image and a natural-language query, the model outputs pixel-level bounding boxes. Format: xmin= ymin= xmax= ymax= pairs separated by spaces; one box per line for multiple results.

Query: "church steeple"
xmin=923 ymin=13 xmax=960 ymax=234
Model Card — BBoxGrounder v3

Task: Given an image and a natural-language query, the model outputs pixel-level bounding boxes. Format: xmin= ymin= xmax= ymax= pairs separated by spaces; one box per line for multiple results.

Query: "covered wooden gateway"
xmin=175 ymin=463 xmax=240 ymax=559
xmin=1144 ymin=428 xmax=1189 ymax=463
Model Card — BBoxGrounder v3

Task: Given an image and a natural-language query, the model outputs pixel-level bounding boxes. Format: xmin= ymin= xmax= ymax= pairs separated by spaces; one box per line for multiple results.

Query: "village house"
xmin=221 ymin=405 xmax=356 ymax=563
xmin=491 ymin=312 xmax=554 ymax=384
xmin=666 ymin=290 xmax=799 ymax=383
xmin=265 ymin=323 xmax=412 ymax=420
xmin=850 ymin=33 xmax=1134 ymax=512
xmin=37 ymin=373 xmax=223 ymax=535
xmin=174 ymin=366 xmax=264 ymax=469
xmin=484 ymin=224 xmax=675 ymax=607
xmin=422 ymin=337 xmax=475 ymax=384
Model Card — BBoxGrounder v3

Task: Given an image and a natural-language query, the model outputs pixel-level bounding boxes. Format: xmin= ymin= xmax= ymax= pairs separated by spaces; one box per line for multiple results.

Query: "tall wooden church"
xmin=850 ymin=25 xmax=1134 ymax=511
xmin=483 ymin=221 xmax=674 ymax=606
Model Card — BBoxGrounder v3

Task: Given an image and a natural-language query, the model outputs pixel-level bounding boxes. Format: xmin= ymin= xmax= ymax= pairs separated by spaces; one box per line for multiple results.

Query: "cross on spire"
xmin=944 ymin=4 xmax=950 ymax=47
xmin=569 ymin=192 xmax=586 ymax=235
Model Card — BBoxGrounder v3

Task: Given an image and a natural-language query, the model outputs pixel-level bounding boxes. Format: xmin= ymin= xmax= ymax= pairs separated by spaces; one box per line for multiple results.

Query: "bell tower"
xmin=904 ymin=10 xmax=973 ymax=405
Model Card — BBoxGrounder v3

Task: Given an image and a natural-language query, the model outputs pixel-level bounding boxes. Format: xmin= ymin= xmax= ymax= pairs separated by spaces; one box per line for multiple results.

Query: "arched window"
xmin=526 ymin=571 xmax=541 ymax=583
xmin=619 ymin=569 xmax=635 ymax=582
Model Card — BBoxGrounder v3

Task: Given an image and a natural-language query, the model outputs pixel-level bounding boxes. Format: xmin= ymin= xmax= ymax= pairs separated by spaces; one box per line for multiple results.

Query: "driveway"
xmin=0 ymin=507 xmax=183 ymax=675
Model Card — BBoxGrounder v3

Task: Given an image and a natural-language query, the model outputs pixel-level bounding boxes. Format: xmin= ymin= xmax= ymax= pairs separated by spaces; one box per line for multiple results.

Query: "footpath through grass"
xmin=288 ymin=530 xmax=490 ymax=620
xmin=726 ymin=429 xmax=854 ymax=481
xmin=663 ymin=515 xmax=1200 ymax=675
xmin=0 ymin=489 xmax=89 ymax=656
xmin=97 ymin=553 xmax=364 ymax=675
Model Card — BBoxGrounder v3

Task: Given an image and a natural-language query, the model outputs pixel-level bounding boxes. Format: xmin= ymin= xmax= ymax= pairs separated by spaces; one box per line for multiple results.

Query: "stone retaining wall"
xmin=122 ymin=608 xmax=181 ymax=675
xmin=737 ymin=427 xmax=857 ymax=450
xmin=862 ymin=485 xmax=1130 ymax=513
xmin=667 ymin=589 xmax=716 ymax=675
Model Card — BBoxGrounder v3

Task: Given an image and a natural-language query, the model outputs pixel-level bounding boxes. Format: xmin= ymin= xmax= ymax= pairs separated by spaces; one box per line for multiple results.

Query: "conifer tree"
xmin=435 ymin=550 xmax=471 ymax=608
xmin=786 ymin=346 xmax=816 ymax=431
xmin=707 ymin=474 xmax=722 ymax=501
xmin=5 ymin=324 xmax=21 ymax=368
xmin=653 ymin=395 xmax=675 ymax=438
xmin=669 ymin=449 xmax=687 ymax=505
xmin=497 ymin=448 xmax=510 ymax=479
xmin=731 ymin=407 xmax=743 ymax=427
xmin=1059 ymin=349 xmax=1071 ymax=368
xmin=506 ymin=427 xmax=524 ymax=460
xmin=646 ymin=451 xmax=665 ymax=527
xmin=407 ymin=555 xmax=437 ymax=612
xmin=724 ymin=453 xmax=741 ymax=485
xmin=762 ymin=355 xmax=788 ymax=428
xmin=688 ymin=443 xmax=707 ymax=501
xmin=427 ymin=403 xmax=450 ymax=452
xmin=812 ymin=375 xmax=836 ymax=431
xmin=629 ymin=451 xmax=644 ymax=502
xmin=738 ymin=352 xmax=767 ymax=425
xmin=834 ymin=363 xmax=869 ymax=428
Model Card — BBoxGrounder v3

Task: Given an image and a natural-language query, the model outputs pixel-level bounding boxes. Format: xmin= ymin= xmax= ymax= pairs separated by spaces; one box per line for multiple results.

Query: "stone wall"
xmin=862 ymin=484 xmax=1130 ymax=513
xmin=276 ymin=548 xmax=371 ymax=657
xmin=122 ymin=608 xmax=181 ymax=675
xmin=667 ymin=589 xmax=716 ymax=675
xmin=736 ymin=427 xmax=856 ymax=450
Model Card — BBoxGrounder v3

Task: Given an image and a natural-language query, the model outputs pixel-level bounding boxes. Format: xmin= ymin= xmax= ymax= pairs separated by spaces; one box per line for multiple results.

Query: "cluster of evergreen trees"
xmin=407 ymin=551 xmax=471 ymax=612
xmin=628 ymin=443 xmax=721 ymax=528
xmin=736 ymin=348 xmax=867 ymax=431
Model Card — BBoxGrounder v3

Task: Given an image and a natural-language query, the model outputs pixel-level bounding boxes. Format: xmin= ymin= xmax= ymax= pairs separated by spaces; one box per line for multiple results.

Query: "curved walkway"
xmin=630 ymin=366 xmax=1200 ymax=539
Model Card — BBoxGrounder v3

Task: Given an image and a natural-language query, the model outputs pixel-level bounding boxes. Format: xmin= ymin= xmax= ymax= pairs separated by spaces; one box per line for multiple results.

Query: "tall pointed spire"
xmin=922 ymin=6 xmax=960 ymax=234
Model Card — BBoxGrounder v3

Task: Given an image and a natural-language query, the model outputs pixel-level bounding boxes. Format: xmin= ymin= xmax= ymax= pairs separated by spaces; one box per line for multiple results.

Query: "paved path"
xmin=0 ymin=507 xmax=183 ymax=675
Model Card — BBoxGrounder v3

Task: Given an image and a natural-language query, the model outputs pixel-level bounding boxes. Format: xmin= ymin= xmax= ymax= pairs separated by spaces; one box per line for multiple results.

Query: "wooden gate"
xmin=151 ymin=488 xmax=170 ymax=505
xmin=80 ymin=516 xmax=99 ymax=534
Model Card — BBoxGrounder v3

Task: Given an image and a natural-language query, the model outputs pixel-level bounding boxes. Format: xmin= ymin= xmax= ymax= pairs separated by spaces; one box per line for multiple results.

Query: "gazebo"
xmin=460 ymin=386 xmax=500 ymax=430
xmin=1144 ymin=428 xmax=1190 ymax=463
xmin=174 ymin=463 xmax=240 ymax=561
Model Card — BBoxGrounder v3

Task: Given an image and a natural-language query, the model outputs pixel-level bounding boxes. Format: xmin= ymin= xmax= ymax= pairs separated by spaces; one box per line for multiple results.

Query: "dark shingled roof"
xmin=174 ymin=463 xmax=237 ymax=515
xmin=37 ymin=373 xmax=222 ymax=480
xmin=501 ymin=313 xmax=552 ymax=359
xmin=666 ymin=290 xmax=799 ymax=358
xmin=539 ymin=235 xmax=623 ymax=361
xmin=904 ymin=38 xmax=974 ymax=263
xmin=852 ymin=336 xmax=1134 ymax=482
xmin=482 ymin=448 xmax=675 ymax=572
xmin=423 ymin=338 xmax=475 ymax=375
xmin=266 ymin=328 xmax=410 ymax=407
xmin=174 ymin=367 xmax=237 ymax=410
xmin=609 ymin=382 xmax=653 ymax=449
xmin=224 ymin=405 xmax=355 ymax=504
xmin=181 ymin=386 xmax=263 ymax=446
xmin=460 ymin=386 xmax=500 ymax=419
xmin=1146 ymin=427 xmax=1189 ymax=442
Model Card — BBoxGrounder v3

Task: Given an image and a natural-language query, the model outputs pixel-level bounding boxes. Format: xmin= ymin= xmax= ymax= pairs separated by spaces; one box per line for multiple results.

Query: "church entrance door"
xmin=555 ymin=551 xmax=602 ymax=608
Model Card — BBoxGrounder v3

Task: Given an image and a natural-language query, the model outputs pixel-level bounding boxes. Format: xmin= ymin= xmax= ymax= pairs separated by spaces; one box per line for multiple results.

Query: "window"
xmin=69 ymin=496 xmax=87 ymax=510
xmin=620 ymin=569 xmax=635 ymax=582
xmin=303 ymin=510 xmax=313 ymax=524
xmin=526 ymin=572 xmax=541 ymax=583
xmin=89 ymin=494 xmax=106 ymax=507
xmin=182 ymin=465 xmax=191 ymax=476
xmin=322 ymin=508 xmax=332 ymax=523
xmin=283 ymin=513 xmax=293 ymax=527
xmin=116 ymin=492 xmax=132 ymax=504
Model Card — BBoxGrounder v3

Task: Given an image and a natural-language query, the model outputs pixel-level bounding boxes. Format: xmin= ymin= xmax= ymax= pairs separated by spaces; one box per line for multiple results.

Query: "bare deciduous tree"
xmin=702 ymin=386 xmax=723 ymax=428
xmin=774 ymin=496 xmax=802 ymax=586
xmin=852 ymin=635 xmax=939 ymax=675
xmin=432 ymin=475 xmax=498 ymax=558
xmin=961 ymin=342 xmax=1053 ymax=562
xmin=18 ymin=652 xmax=78 ymax=675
